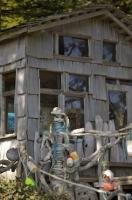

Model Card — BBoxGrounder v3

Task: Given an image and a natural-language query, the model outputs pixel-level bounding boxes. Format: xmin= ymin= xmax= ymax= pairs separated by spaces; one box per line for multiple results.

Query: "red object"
xmin=101 ymin=182 xmax=114 ymax=191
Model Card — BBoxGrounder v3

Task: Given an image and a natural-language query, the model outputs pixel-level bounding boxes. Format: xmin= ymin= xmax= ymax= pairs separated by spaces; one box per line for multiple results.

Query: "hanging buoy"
xmin=24 ymin=176 xmax=36 ymax=188
xmin=67 ymin=157 xmax=74 ymax=167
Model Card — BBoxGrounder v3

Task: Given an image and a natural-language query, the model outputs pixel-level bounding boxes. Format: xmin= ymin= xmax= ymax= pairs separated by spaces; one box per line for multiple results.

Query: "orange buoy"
xmin=101 ymin=182 xmax=114 ymax=191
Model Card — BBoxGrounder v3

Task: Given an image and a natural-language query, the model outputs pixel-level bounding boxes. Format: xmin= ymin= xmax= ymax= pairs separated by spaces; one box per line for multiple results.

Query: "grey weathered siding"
xmin=27 ymin=32 xmax=53 ymax=58
xmin=0 ymin=36 xmax=25 ymax=66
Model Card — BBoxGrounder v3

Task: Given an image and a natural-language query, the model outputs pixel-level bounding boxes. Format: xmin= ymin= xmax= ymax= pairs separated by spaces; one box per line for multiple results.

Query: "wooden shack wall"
xmin=25 ymin=17 xmax=132 ymax=164
xmin=0 ymin=16 xmax=132 ymax=167
xmin=0 ymin=36 xmax=26 ymax=66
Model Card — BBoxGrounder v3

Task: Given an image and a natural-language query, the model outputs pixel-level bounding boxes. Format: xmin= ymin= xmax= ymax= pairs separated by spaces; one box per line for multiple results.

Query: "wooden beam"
xmin=0 ymin=28 xmax=27 ymax=43
xmin=106 ymin=11 xmax=132 ymax=37
xmin=28 ymin=10 xmax=108 ymax=33
xmin=110 ymin=162 xmax=132 ymax=168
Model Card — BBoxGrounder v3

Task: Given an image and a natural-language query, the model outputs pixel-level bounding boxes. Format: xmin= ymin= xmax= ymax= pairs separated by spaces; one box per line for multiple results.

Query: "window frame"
xmin=68 ymin=73 xmax=89 ymax=93
xmin=106 ymin=80 xmax=130 ymax=129
xmin=39 ymin=70 xmax=90 ymax=131
xmin=54 ymin=33 xmax=91 ymax=61
xmin=65 ymin=95 xmax=85 ymax=130
xmin=2 ymin=71 xmax=16 ymax=135
xmin=108 ymin=89 xmax=127 ymax=129
xmin=103 ymin=40 xmax=117 ymax=63
xmin=39 ymin=70 xmax=62 ymax=134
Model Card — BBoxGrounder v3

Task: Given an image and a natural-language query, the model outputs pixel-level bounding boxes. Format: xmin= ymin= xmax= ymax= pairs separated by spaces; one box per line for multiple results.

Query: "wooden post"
xmin=16 ymin=67 xmax=28 ymax=177
xmin=109 ymin=120 xmax=120 ymax=162
xmin=0 ymin=74 xmax=4 ymax=135
xmin=95 ymin=115 xmax=103 ymax=200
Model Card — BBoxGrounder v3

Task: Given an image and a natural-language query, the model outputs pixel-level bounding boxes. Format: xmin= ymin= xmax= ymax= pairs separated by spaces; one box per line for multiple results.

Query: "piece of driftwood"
xmin=70 ymin=128 xmax=128 ymax=137
xmin=39 ymin=172 xmax=52 ymax=193
xmin=80 ymin=136 xmax=122 ymax=171
xmin=0 ymin=160 xmax=18 ymax=173
xmin=102 ymin=122 xmax=109 ymax=161
xmin=109 ymin=120 xmax=120 ymax=162
xmin=84 ymin=122 xmax=95 ymax=157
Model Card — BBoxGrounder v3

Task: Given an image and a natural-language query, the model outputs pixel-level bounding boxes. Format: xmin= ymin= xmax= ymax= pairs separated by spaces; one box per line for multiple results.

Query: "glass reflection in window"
xmin=69 ymin=74 xmax=88 ymax=92
xmin=108 ymin=91 xmax=127 ymax=129
xmin=59 ymin=36 xmax=88 ymax=57
xmin=103 ymin=42 xmax=116 ymax=62
xmin=6 ymin=96 xmax=15 ymax=133
xmin=40 ymin=94 xmax=58 ymax=135
xmin=65 ymin=97 xmax=84 ymax=130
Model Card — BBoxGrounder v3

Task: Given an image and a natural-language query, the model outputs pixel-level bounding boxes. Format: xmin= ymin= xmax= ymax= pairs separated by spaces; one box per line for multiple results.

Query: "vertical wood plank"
xmin=0 ymin=74 xmax=5 ymax=135
xmin=84 ymin=121 xmax=95 ymax=157
xmin=28 ymin=68 xmax=39 ymax=94
xmin=16 ymin=68 xmax=26 ymax=94
xmin=109 ymin=120 xmax=120 ymax=162
xmin=93 ymin=75 xmax=107 ymax=100
xmin=102 ymin=122 xmax=109 ymax=161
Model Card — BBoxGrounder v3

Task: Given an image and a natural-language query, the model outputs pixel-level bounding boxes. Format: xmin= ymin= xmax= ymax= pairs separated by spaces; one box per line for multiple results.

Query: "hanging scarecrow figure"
xmin=50 ymin=107 xmax=70 ymax=193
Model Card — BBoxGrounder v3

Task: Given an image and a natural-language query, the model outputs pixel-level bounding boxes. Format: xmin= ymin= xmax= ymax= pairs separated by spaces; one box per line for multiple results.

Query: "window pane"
xmin=40 ymin=71 xmax=61 ymax=89
xmin=4 ymin=72 xmax=15 ymax=91
xmin=65 ymin=97 xmax=84 ymax=130
xmin=108 ymin=91 xmax=127 ymax=129
xmin=59 ymin=36 xmax=88 ymax=57
xmin=69 ymin=74 xmax=88 ymax=92
xmin=40 ymin=94 xmax=58 ymax=135
xmin=6 ymin=96 xmax=15 ymax=133
xmin=103 ymin=42 xmax=116 ymax=62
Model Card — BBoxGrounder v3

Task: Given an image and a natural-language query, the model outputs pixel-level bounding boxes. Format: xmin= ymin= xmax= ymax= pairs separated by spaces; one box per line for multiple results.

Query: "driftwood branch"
xmin=0 ymin=160 xmax=18 ymax=173
xmin=38 ymin=172 xmax=52 ymax=193
xmin=70 ymin=129 xmax=128 ymax=137
xmin=80 ymin=137 xmax=122 ymax=171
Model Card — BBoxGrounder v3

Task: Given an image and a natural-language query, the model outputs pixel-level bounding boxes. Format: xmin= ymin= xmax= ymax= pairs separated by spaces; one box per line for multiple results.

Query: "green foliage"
xmin=0 ymin=0 xmax=132 ymax=30
xmin=0 ymin=179 xmax=69 ymax=200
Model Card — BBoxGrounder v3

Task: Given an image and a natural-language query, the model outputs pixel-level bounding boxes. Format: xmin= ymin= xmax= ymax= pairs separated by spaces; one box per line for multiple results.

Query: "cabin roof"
xmin=0 ymin=4 xmax=132 ymax=42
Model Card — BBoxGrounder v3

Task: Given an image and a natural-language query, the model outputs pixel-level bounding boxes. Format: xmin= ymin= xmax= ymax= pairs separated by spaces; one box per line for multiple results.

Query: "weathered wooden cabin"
xmin=0 ymin=4 xmax=132 ymax=191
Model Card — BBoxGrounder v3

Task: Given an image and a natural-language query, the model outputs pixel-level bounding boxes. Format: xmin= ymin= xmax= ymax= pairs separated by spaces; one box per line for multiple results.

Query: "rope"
xmin=18 ymin=149 xmax=28 ymax=177
xmin=39 ymin=168 xmax=106 ymax=194
xmin=39 ymin=169 xmax=132 ymax=199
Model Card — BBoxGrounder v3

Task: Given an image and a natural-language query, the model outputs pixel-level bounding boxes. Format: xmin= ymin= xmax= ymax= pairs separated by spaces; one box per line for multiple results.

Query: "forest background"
xmin=0 ymin=0 xmax=132 ymax=30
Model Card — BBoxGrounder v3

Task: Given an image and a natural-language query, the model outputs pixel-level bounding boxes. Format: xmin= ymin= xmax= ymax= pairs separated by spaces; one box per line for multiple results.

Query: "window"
xmin=3 ymin=72 xmax=15 ymax=134
xmin=59 ymin=36 xmax=88 ymax=57
xmin=108 ymin=90 xmax=127 ymax=129
xmin=40 ymin=94 xmax=58 ymax=135
xmin=6 ymin=96 xmax=15 ymax=133
xmin=40 ymin=71 xmax=61 ymax=134
xmin=103 ymin=42 xmax=116 ymax=62
xmin=40 ymin=71 xmax=87 ymax=132
xmin=65 ymin=97 xmax=84 ymax=130
xmin=40 ymin=71 xmax=61 ymax=89
xmin=69 ymin=74 xmax=89 ymax=92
